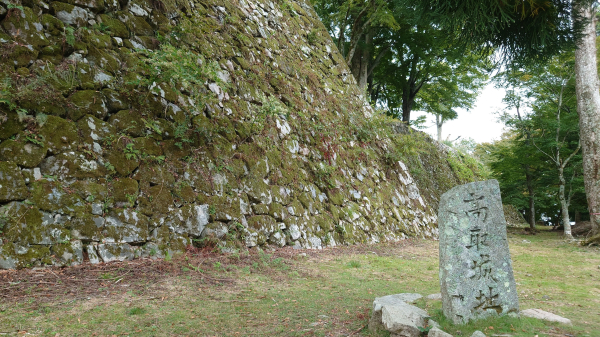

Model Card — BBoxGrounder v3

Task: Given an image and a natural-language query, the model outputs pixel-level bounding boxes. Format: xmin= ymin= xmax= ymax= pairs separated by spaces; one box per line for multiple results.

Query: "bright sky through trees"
xmin=413 ymin=84 xmax=506 ymax=143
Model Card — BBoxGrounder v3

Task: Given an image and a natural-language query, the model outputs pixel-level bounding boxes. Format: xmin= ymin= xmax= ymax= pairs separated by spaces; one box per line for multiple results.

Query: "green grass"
xmin=0 ymin=227 xmax=598 ymax=336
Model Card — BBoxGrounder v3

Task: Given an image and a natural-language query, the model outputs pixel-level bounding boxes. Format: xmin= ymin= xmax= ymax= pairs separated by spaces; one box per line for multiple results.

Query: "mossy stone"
xmin=51 ymin=240 xmax=84 ymax=266
xmin=0 ymin=139 xmax=47 ymax=168
xmin=244 ymin=177 xmax=272 ymax=204
xmin=37 ymin=116 xmax=78 ymax=155
xmin=111 ymin=178 xmax=139 ymax=205
xmin=80 ymin=29 xmax=113 ymax=49
xmin=99 ymin=14 xmax=129 ymax=38
xmin=104 ymin=142 xmax=140 ymax=176
xmin=0 ymin=242 xmax=53 ymax=268
xmin=271 ymin=185 xmax=291 ymax=205
xmin=326 ymin=188 xmax=345 ymax=206
xmin=41 ymin=13 xmax=65 ymax=36
xmin=87 ymin=48 xmax=121 ymax=75
xmin=103 ymin=209 xmax=149 ymax=243
xmin=268 ymin=202 xmax=288 ymax=221
xmin=5 ymin=44 xmax=39 ymax=68
xmin=39 ymin=151 xmax=106 ymax=180
xmin=102 ymin=89 xmax=128 ymax=112
xmin=246 ymin=215 xmax=277 ymax=232
xmin=66 ymin=0 xmax=105 ymax=12
xmin=1 ymin=6 xmax=50 ymax=48
xmin=108 ymin=110 xmax=145 ymax=137
xmin=1 ymin=202 xmax=70 ymax=245
xmin=30 ymin=180 xmax=86 ymax=215
xmin=138 ymin=184 xmax=173 ymax=216
xmin=70 ymin=180 xmax=108 ymax=202
xmin=0 ymin=162 xmax=28 ymax=202
xmin=133 ymin=137 xmax=163 ymax=156
xmin=77 ymin=114 xmax=117 ymax=148
xmin=161 ymin=139 xmax=191 ymax=161
xmin=0 ymin=111 xmax=24 ymax=141
xmin=252 ymin=203 xmax=269 ymax=215
xmin=39 ymin=44 xmax=64 ymax=64
xmin=206 ymin=195 xmax=242 ymax=221
xmin=173 ymin=183 xmax=196 ymax=204
xmin=132 ymin=163 xmax=174 ymax=186
xmin=287 ymin=199 xmax=305 ymax=216
xmin=68 ymin=90 xmax=109 ymax=121
xmin=116 ymin=11 xmax=154 ymax=36
xmin=149 ymin=11 xmax=170 ymax=32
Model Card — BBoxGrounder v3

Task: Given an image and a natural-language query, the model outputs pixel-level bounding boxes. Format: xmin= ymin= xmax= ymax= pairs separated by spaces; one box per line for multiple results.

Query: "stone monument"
xmin=438 ymin=180 xmax=519 ymax=324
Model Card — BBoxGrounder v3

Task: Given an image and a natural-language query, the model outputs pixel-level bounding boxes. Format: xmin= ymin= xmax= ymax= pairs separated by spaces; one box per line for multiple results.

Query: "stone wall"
xmin=0 ymin=0 xmax=486 ymax=269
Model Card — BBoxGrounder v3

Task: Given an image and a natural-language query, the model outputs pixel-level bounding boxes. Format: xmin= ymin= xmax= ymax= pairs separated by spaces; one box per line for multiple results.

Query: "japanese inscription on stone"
xmin=438 ymin=180 xmax=519 ymax=324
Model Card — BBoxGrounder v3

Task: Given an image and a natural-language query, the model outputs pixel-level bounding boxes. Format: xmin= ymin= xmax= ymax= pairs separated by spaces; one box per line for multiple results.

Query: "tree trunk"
xmin=401 ymin=88 xmax=414 ymax=123
xmin=436 ymin=114 xmax=443 ymax=142
xmin=558 ymin=166 xmax=574 ymax=239
xmin=349 ymin=30 xmax=372 ymax=91
xmin=525 ymin=167 xmax=536 ymax=230
xmin=574 ymin=2 xmax=600 ymax=236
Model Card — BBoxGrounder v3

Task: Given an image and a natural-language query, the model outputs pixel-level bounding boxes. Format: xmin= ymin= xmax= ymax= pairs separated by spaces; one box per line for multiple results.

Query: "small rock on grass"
xmin=520 ymin=309 xmax=572 ymax=325
xmin=471 ymin=331 xmax=487 ymax=337
xmin=426 ymin=293 xmax=442 ymax=300
xmin=428 ymin=327 xmax=453 ymax=337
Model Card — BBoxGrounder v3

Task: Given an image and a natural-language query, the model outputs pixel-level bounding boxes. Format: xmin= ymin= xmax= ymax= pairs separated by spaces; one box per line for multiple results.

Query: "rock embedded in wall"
xmin=438 ymin=180 xmax=519 ymax=324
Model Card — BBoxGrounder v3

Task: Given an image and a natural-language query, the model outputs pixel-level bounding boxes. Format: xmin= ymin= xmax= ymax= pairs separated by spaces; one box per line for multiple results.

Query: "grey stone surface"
xmin=428 ymin=327 xmax=453 ymax=337
xmin=520 ymin=309 xmax=572 ymax=325
xmin=393 ymin=293 xmax=423 ymax=303
xmin=97 ymin=243 xmax=135 ymax=262
xmin=382 ymin=303 xmax=429 ymax=337
xmin=426 ymin=293 xmax=442 ymax=301
xmin=470 ymin=331 xmax=486 ymax=337
xmin=167 ymin=204 xmax=209 ymax=237
xmin=369 ymin=294 xmax=429 ymax=336
xmin=438 ymin=180 xmax=519 ymax=324
xmin=428 ymin=319 xmax=440 ymax=329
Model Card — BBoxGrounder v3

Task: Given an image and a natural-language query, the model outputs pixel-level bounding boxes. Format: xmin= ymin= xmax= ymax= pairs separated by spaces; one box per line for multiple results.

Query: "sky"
xmin=412 ymin=84 xmax=508 ymax=144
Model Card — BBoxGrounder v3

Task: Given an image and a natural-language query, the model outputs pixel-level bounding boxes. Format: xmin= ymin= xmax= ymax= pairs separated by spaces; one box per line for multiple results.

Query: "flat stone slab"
xmin=426 ymin=293 xmax=442 ymax=301
xmin=520 ymin=309 xmax=572 ymax=325
xmin=369 ymin=293 xmax=429 ymax=336
xmin=438 ymin=180 xmax=519 ymax=324
xmin=428 ymin=327 xmax=453 ymax=337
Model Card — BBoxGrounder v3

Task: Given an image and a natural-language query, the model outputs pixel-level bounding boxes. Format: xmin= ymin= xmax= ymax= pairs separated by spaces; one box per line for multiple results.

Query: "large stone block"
xmin=438 ymin=180 xmax=519 ymax=324
xmin=0 ymin=162 xmax=28 ymax=202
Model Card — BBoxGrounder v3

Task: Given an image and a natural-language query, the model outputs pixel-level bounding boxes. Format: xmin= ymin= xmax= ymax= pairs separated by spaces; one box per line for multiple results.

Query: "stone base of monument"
xmin=369 ymin=293 xmax=454 ymax=337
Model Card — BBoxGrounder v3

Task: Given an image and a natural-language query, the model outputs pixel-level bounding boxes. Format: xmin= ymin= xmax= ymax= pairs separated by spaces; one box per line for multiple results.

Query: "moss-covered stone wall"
xmin=0 ymin=0 xmax=486 ymax=269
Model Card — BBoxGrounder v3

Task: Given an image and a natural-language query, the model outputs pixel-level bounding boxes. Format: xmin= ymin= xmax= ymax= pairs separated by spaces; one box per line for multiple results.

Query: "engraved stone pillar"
xmin=438 ymin=180 xmax=519 ymax=324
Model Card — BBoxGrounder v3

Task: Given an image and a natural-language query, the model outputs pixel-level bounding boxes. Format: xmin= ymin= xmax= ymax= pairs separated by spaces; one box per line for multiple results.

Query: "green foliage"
xmin=124 ymin=143 xmax=140 ymax=161
xmin=142 ymin=118 xmax=162 ymax=135
xmin=488 ymin=50 xmax=586 ymax=224
xmin=133 ymin=42 xmax=223 ymax=114
xmin=404 ymin=0 xmax=580 ymax=65
xmin=0 ymin=78 xmax=17 ymax=111
xmin=63 ymin=26 xmax=76 ymax=47
xmin=24 ymin=131 xmax=45 ymax=147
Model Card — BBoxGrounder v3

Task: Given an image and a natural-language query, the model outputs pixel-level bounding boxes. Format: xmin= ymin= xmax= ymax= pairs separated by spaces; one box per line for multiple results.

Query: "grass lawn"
xmin=0 ymin=226 xmax=598 ymax=336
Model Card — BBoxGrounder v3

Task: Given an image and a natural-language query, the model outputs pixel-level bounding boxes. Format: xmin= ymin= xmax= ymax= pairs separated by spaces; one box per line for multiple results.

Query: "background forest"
xmin=312 ymin=0 xmax=594 ymax=236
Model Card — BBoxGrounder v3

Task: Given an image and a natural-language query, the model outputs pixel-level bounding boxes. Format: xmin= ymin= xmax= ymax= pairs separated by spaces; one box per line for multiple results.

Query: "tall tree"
xmin=315 ymin=0 xmax=488 ymax=124
xmin=493 ymin=53 xmax=585 ymax=236
xmin=406 ymin=0 xmax=600 ymax=236
xmin=313 ymin=0 xmax=398 ymax=90
xmin=573 ymin=2 xmax=600 ymax=238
